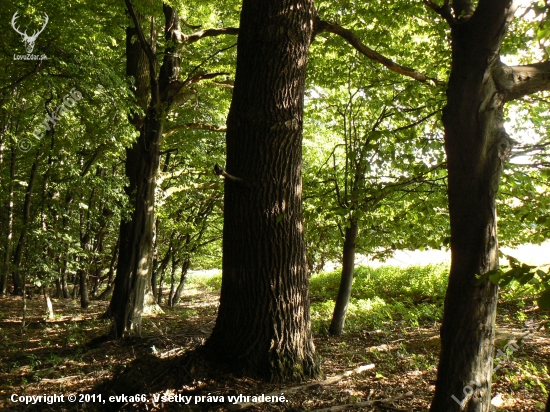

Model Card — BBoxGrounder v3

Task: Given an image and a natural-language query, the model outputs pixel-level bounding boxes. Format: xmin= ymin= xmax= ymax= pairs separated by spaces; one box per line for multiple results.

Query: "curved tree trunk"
xmin=205 ymin=0 xmax=320 ymax=382
xmin=170 ymin=259 xmax=189 ymax=307
xmin=329 ymin=220 xmax=358 ymax=336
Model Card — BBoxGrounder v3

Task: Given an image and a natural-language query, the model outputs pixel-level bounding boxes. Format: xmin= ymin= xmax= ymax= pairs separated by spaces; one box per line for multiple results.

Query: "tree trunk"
xmin=157 ymin=265 xmax=165 ymax=306
xmin=43 ymin=287 xmax=54 ymax=320
xmin=170 ymin=259 xmax=189 ymax=307
xmin=430 ymin=2 xmax=516 ymax=410
xmin=1 ymin=145 xmax=16 ymax=295
xmin=12 ymin=147 xmax=43 ymax=295
xmin=205 ymin=0 xmax=320 ymax=382
xmin=108 ymin=114 xmax=161 ymax=336
xmin=152 ymin=241 xmax=171 ymax=301
xmin=106 ymin=3 xmax=182 ymax=337
xmin=97 ymin=238 xmax=119 ymax=300
xmin=329 ymin=220 xmax=358 ymax=336
xmin=60 ymin=265 xmax=70 ymax=299
xmin=79 ymin=268 xmax=90 ymax=309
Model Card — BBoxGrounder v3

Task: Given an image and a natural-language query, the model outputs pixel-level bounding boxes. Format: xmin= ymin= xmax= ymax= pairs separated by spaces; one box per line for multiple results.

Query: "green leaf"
xmin=537 ymin=290 xmax=550 ymax=310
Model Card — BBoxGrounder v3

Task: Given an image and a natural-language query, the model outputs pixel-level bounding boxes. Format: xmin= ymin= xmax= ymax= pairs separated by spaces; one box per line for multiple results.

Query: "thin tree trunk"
xmin=164 ymin=253 xmax=179 ymax=306
xmin=97 ymin=238 xmax=119 ymax=300
xmin=60 ymin=265 xmax=70 ymax=299
xmin=205 ymin=0 xmax=320 ymax=382
xmin=329 ymin=220 xmax=358 ymax=336
xmin=55 ymin=278 xmax=62 ymax=299
xmin=152 ymin=239 xmax=172 ymax=301
xmin=79 ymin=269 xmax=90 ymax=309
xmin=72 ymin=274 xmax=79 ymax=300
xmin=170 ymin=259 xmax=189 ymax=307
xmin=157 ymin=264 xmax=165 ymax=306
xmin=1 ymin=145 xmax=16 ymax=295
xmin=12 ymin=147 xmax=43 ymax=295
xmin=43 ymin=287 xmax=54 ymax=320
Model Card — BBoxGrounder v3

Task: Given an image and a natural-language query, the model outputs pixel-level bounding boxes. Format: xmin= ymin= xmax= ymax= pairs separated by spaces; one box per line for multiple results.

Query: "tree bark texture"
xmin=205 ymin=0 xmax=320 ymax=382
xmin=107 ymin=3 xmax=185 ymax=336
xmin=108 ymin=115 xmax=161 ymax=337
xmin=430 ymin=1 xmax=525 ymax=410
xmin=329 ymin=220 xmax=358 ymax=336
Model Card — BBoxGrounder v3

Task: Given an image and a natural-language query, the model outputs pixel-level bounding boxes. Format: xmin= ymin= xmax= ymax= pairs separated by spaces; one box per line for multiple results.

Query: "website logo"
xmin=11 ymin=11 xmax=48 ymax=60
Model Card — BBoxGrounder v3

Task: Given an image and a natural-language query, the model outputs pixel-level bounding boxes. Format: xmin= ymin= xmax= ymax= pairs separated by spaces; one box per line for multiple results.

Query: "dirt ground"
xmin=1 ymin=286 xmax=549 ymax=411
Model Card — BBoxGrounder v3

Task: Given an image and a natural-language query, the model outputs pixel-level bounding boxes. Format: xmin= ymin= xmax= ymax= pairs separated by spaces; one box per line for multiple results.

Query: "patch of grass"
xmin=187 ymin=271 xmax=222 ymax=292
xmin=310 ymin=265 xmax=448 ymax=334
xmin=310 ymin=264 xmax=449 ymax=303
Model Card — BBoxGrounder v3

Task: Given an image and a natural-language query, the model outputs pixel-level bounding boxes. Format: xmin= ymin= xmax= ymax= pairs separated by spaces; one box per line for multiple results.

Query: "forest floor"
xmin=1 ymin=271 xmax=549 ymax=411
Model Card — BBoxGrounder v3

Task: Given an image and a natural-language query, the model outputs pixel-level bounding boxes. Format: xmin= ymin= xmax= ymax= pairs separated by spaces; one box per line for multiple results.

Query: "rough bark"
xmin=429 ymin=1 xmax=550 ymax=410
xmin=205 ymin=0 xmax=320 ymax=382
xmin=107 ymin=3 xmax=182 ymax=338
xmin=108 ymin=113 xmax=162 ymax=337
xmin=329 ymin=220 xmax=358 ymax=336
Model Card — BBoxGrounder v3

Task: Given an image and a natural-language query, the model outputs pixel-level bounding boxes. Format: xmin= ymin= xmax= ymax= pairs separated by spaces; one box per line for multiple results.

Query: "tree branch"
xmin=314 ymin=20 xmax=444 ymax=86
xmin=163 ymin=72 xmax=228 ymax=106
xmin=164 ymin=122 xmax=227 ymax=138
xmin=212 ymin=79 xmax=234 ymax=89
xmin=125 ymin=0 xmax=159 ymax=104
xmin=182 ymin=27 xmax=239 ymax=45
xmin=423 ymin=0 xmax=456 ymax=26
xmin=452 ymin=0 xmax=475 ymax=20
xmin=496 ymin=61 xmax=550 ymax=102
xmin=183 ymin=71 xmax=230 ymax=88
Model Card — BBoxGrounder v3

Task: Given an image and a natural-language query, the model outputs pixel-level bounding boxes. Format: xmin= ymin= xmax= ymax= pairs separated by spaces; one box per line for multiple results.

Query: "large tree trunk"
xmin=430 ymin=2 xmax=516 ymax=410
xmin=329 ymin=220 xmax=358 ymax=336
xmin=427 ymin=12 xmax=550 ymax=408
xmin=107 ymin=3 xmax=181 ymax=337
xmin=108 ymin=115 xmax=162 ymax=337
xmin=205 ymin=0 xmax=320 ymax=382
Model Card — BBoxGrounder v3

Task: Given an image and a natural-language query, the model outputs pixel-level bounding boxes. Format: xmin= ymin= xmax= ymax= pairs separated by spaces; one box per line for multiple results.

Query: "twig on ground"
xmin=311 ymin=391 xmax=414 ymax=412
xmin=227 ymin=364 xmax=375 ymax=410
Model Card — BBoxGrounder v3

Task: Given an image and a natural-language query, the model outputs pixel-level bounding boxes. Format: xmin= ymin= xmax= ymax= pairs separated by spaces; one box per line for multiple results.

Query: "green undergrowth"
xmin=186 ymin=271 xmax=222 ymax=292
xmin=309 ymin=265 xmax=449 ymax=334
xmin=185 ymin=264 xmax=543 ymax=336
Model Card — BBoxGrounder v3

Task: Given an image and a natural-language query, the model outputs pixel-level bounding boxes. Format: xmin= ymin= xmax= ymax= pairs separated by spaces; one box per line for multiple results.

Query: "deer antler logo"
xmin=11 ymin=11 xmax=49 ymax=54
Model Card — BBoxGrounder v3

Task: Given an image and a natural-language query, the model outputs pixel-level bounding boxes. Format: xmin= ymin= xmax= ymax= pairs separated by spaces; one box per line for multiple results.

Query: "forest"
xmin=1 ymin=0 xmax=550 ymax=410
